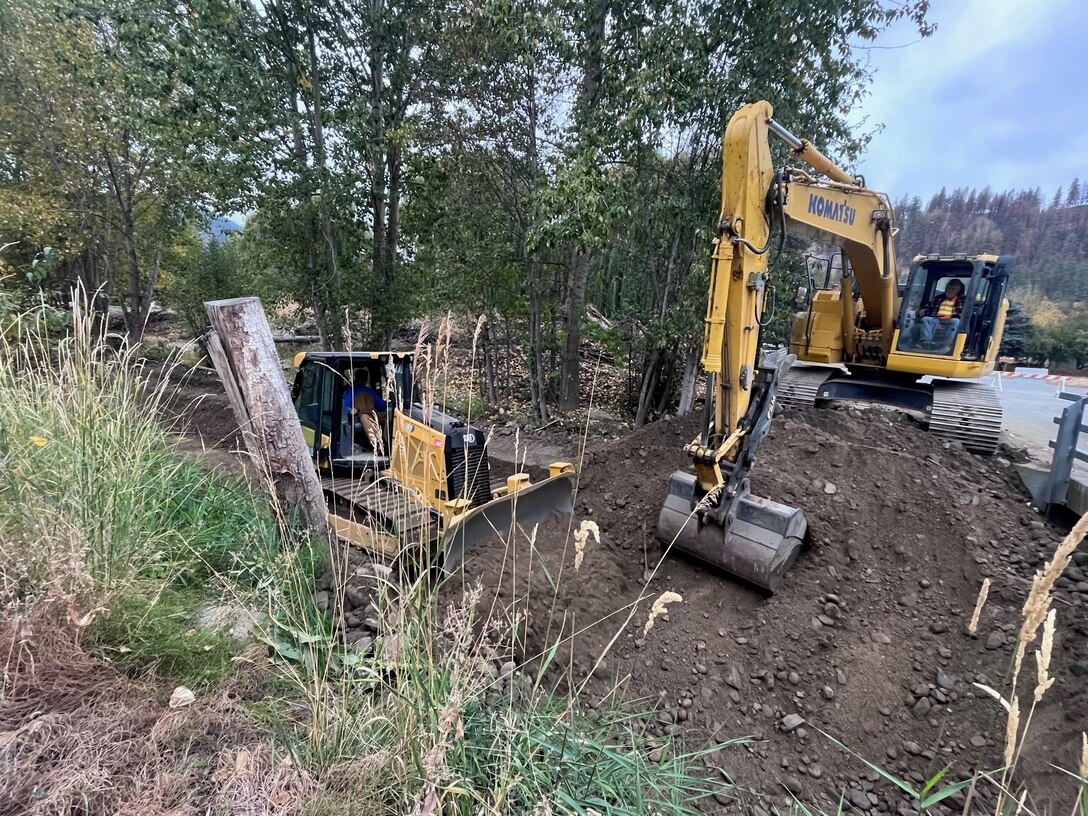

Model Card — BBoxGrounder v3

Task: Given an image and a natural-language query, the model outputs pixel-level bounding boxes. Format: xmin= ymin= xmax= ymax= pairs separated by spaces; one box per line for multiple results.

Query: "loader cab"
xmin=291 ymin=351 xmax=415 ymax=472
xmin=894 ymin=254 xmax=1011 ymax=361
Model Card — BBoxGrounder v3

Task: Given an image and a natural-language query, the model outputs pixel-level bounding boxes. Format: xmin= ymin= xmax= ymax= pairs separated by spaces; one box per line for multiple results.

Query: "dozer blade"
xmin=657 ymin=471 xmax=807 ymax=593
xmin=440 ymin=471 xmax=577 ymax=572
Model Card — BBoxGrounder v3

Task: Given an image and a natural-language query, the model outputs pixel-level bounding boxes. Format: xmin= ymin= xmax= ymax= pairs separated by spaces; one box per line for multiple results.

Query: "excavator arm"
xmin=657 ymin=101 xmax=811 ymax=592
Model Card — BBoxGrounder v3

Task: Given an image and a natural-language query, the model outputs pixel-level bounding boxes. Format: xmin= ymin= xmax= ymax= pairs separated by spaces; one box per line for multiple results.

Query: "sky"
xmin=849 ymin=0 xmax=1087 ymax=203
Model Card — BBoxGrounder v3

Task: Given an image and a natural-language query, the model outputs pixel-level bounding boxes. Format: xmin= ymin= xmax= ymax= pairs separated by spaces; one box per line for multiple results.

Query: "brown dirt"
xmin=158 ymin=346 xmax=1088 ymax=814
xmin=464 ymin=404 xmax=1088 ymax=815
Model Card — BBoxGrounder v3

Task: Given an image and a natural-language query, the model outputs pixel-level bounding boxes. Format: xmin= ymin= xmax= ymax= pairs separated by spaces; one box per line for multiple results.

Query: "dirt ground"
xmin=463 ymin=405 xmax=1088 ymax=814
xmin=162 ymin=354 xmax=1088 ymax=814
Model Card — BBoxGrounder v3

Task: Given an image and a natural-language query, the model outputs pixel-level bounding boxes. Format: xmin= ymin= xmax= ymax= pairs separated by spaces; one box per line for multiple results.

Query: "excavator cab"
xmin=893 ymin=255 xmax=1011 ymax=364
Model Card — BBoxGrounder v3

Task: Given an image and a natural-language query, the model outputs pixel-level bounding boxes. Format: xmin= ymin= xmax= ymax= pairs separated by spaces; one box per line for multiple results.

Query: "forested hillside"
xmin=893 ymin=184 xmax=1088 ymax=305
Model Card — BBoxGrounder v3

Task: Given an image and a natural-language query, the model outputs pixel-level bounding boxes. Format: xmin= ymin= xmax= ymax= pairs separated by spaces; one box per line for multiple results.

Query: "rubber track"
xmin=928 ymin=381 xmax=1003 ymax=455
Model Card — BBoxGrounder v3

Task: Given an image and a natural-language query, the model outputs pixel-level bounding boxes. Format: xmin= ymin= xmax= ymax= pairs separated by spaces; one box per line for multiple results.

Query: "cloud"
xmin=849 ymin=0 xmax=1085 ymax=200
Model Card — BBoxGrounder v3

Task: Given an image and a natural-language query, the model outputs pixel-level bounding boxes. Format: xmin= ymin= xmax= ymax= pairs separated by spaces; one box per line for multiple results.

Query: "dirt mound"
xmin=468 ymin=404 xmax=1088 ymax=814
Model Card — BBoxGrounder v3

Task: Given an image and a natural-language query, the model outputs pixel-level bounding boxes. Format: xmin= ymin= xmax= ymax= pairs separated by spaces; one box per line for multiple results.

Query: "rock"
xmin=870 ymin=631 xmax=892 ymax=645
xmin=314 ymin=591 xmax=330 ymax=612
xmin=898 ymin=593 xmax=918 ymax=608
xmin=836 ymin=668 xmax=848 ymax=685
xmin=847 ymin=788 xmax=872 ymax=811
xmin=904 ymin=741 xmax=922 ymax=756
xmin=648 ymin=747 xmax=663 ymax=763
xmin=985 ymin=631 xmax=1005 ymax=650
xmin=350 ymin=635 xmax=375 ymax=654
xmin=1070 ymin=661 xmax=1088 ymax=678
xmin=824 ymin=482 xmax=838 ymax=495
xmin=788 ymin=671 xmax=801 ymax=685
xmin=822 ymin=685 xmax=835 ymax=700
xmin=781 ymin=714 xmax=805 ymax=732
xmin=970 ymin=734 xmax=987 ymax=748
xmin=936 ymin=670 xmax=956 ymax=690
xmin=780 ymin=775 xmax=803 ymax=795
xmin=726 ymin=666 xmax=744 ymax=690
xmin=911 ymin=697 xmax=932 ymax=719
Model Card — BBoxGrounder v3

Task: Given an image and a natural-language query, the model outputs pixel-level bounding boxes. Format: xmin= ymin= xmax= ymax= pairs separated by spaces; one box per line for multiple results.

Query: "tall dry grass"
xmin=970 ymin=511 xmax=1088 ymax=815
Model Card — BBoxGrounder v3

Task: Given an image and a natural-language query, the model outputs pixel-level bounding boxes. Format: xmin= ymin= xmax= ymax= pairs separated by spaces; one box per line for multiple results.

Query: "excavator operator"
xmin=911 ymin=278 xmax=965 ymax=350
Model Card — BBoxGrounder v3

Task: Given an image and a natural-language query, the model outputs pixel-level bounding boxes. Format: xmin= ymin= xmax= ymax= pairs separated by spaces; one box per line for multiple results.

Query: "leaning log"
xmin=204 ymin=297 xmax=329 ymax=540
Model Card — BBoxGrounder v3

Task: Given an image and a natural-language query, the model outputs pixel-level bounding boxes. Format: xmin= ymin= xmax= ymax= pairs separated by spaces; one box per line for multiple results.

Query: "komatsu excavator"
xmin=657 ymin=100 xmax=1010 ymax=592
xmin=291 ymin=350 xmax=576 ymax=570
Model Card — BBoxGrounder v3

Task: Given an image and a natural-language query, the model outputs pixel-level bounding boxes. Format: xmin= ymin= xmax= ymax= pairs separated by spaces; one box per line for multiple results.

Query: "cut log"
xmin=204 ymin=297 xmax=330 ymax=540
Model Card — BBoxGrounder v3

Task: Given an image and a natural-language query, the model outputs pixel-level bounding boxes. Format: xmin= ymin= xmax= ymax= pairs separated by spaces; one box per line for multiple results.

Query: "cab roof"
xmin=292 ymin=350 xmax=414 ymax=368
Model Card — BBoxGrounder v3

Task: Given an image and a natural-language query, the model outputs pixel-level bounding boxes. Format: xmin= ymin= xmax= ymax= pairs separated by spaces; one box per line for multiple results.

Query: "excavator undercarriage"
xmin=779 ymin=367 xmax=1003 ymax=454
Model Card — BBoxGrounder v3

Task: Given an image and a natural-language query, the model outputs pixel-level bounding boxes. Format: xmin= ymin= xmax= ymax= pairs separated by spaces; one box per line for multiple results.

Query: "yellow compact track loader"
xmin=291 ymin=350 xmax=576 ymax=570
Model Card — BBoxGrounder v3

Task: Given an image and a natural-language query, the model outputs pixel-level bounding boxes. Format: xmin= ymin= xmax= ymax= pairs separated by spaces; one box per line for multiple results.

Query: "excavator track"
xmin=778 ymin=367 xmax=833 ymax=408
xmin=780 ymin=367 xmax=1002 ymax=455
xmin=927 ymin=381 xmax=1003 ymax=455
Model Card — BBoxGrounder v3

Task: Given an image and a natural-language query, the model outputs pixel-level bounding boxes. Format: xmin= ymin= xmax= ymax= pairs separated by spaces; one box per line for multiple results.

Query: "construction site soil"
xmin=167 ymin=368 xmax=1088 ymax=814
xmin=462 ymin=405 xmax=1088 ymax=814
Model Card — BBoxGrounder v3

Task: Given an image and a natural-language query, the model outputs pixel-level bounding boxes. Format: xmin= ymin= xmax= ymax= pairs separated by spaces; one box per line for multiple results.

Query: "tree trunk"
xmin=634 ymin=346 xmax=661 ymax=429
xmin=204 ymin=297 xmax=330 ymax=540
xmin=526 ymin=271 xmax=549 ymax=422
xmin=306 ymin=24 xmax=343 ymax=348
xmin=677 ymin=346 xmax=699 ymax=415
xmin=481 ymin=319 xmax=497 ymax=406
xmin=558 ymin=249 xmax=589 ymax=412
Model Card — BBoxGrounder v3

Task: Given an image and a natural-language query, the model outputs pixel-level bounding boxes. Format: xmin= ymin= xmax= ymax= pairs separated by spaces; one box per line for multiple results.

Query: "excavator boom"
xmin=657 ymin=102 xmax=809 ymax=592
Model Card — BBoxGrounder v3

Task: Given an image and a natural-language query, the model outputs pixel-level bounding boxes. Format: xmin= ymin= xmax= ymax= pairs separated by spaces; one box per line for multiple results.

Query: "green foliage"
xmin=159 ymin=231 xmax=247 ymax=337
xmin=89 ymin=584 xmax=238 ymax=689
xmin=1023 ymin=309 xmax=1088 ymax=368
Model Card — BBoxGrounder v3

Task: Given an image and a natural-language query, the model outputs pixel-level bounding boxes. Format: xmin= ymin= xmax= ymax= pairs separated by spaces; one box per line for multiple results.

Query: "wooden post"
xmin=204 ymin=297 xmax=330 ymax=539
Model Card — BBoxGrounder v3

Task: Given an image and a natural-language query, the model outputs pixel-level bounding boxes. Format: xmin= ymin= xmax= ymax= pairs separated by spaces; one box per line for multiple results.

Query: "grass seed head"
xmin=1033 ymin=607 xmax=1056 ymax=702
xmin=573 ymin=519 xmax=600 ymax=572
xmin=1004 ymin=694 xmax=1020 ymax=768
xmin=1015 ymin=512 xmax=1088 ymax=675
xmin=968 ymin=577 xmax=990 ymax=634
xmin=1080 ymin=732 xmax=1087 ymax=780
xmin=637 ymin=591 xmax=682 ymax=646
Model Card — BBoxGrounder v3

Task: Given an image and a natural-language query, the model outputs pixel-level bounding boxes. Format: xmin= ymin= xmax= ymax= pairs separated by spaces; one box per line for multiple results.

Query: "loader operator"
xmin=914 ymin=278 xmax=965 ymax=347
xmin=344 ymin=369 xmax=387 ymax=455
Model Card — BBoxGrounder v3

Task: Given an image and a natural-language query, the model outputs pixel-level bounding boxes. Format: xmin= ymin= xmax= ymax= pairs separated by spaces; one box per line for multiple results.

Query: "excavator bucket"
xmin=440 ymin=470 xmax=577 ymax=572
xmin=657 ymin=471 xmax=807 ymax=593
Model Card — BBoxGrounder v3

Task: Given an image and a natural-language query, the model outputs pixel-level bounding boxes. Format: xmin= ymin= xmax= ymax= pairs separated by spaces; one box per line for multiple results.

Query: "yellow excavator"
xmin=290 ymin=350 xmax=576 ymax=569
xmin=657 ymin=100 xmax=1010 ymax=592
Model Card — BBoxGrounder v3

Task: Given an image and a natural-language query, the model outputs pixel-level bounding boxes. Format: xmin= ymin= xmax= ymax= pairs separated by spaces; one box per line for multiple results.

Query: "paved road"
xmin=989 ymin=375 xmax=1087 ymax=474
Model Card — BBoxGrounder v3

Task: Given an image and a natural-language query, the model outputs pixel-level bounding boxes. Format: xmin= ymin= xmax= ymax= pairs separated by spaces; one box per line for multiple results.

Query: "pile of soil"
xmin=158 ymin=348 xmax=1088 ymax=813
xmin=465 ymin=404 xmax=1088 ymax=814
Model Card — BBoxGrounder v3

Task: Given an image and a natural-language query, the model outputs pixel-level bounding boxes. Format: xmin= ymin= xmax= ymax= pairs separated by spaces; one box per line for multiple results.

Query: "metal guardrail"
xmin=1040 ymin=393 xmax=1088 ymax=514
